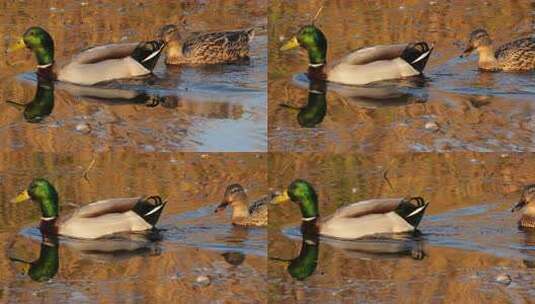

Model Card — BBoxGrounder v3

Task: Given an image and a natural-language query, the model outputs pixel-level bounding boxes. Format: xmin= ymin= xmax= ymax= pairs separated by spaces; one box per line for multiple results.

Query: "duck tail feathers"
xmin=394 ymin=197 xmax=429 ymax=228
xmin=400 ymin=42 xmax=433 ymax=73
xmin=132 ymin=196 xmax=167 ymax=226
xmin=131 ymin=40 xmax=166 ymax=71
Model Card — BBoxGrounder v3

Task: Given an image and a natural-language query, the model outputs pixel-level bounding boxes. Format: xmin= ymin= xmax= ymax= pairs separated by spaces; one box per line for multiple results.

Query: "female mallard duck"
xmin=12 ymin=178 xmax=167 ymax=239
xmin=158 ymin=24 xmax=254 ymax=65
xmin=8 ymin=27 xmax=165 ymax=85
xmin=512 ymin=185 xmax=535 ymax=229
xmin=272 ymin=179 xmax=429 ymax=240
xmin=462 ymin=29 xmax=535 ymax=71
xmin=214 ymin=184 xmax=268 ymax=227
xmin=280 ymin=25 xmax=433 ymax=86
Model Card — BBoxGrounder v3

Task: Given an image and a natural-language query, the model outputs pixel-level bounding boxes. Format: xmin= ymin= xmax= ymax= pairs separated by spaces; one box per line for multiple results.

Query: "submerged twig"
xmin=279 ymin=103 xmax=301 ymax=110
xmin=82 ymin=156 xmax=97 ymax=182
xmin=383 ymin=168 xmax=394 ymax=192
xmin=312 ymin=5 xmax=324 ymax=24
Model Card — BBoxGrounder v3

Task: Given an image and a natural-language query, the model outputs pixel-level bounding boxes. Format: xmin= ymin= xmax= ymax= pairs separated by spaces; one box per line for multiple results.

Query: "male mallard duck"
xmin=512 ymin=185 xmax=535 ymax=229
xmin=280 ymin=25 xmax=433 ymax=85
xmin=214 ymin=184 xmax=268 ymax=227
xmin=8 ymin=27 xmax=165 ymax=85
xmin=272 ymin=179 xmax=429 ymax=240
xmin=12 ymin=178 xmax=167 ymax=239
xmin=158 ymin=24 xmax=254 ymax=65
xmin=462 ymin=29 xmax=535 ymax=71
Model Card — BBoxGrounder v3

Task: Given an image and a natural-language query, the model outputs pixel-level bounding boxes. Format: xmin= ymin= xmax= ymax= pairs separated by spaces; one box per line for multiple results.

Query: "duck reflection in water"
xmin=6 ymin=79 xmax=179 ymax=123
xmin=280 ymin=76 xmax=428 ymax=128
xmin=7 ymin=80 xmax=55 ymax=123
xmin=9 ymin=237 xmax=59 ymax=282
xmin=8 ymin=230 xmax=162 ymax=282
xmin=272 ymin=222 xmax=425 ymax=281
xmin=280 ymin=79 xmax=327 ymax=128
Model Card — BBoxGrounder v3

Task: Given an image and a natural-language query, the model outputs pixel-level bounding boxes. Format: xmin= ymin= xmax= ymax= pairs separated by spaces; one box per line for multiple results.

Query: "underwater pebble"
xmin=495 ymin=273 xmax=512 ymax=285
xmin=75 ymin=123 xmax=91 ymax=134
xmin=170 ymin=272 xmax=181 ymax=280
xmin=196 ymin=275 xmax=211 ymax=287
xmin=424 ymin=121 xmax=439 ymax=131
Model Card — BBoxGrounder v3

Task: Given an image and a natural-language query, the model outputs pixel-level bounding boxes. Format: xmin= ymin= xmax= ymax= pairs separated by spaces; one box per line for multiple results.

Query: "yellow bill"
xmin=280 ymin=36 xmax=299 ymax=51
xmin=271 ymin=190 xmax=291 ymax=205
xmin=11 ymin=190 xmax=30 ymax=203
xmin=7 ymin=38 xmax=26 ymax=53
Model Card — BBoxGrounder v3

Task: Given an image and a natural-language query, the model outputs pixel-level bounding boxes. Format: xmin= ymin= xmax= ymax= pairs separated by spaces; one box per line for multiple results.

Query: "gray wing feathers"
xmin=338 ymin=44 xmax=408 ymax=65
xmin=330 ymin=198 xmax=404 ymax=219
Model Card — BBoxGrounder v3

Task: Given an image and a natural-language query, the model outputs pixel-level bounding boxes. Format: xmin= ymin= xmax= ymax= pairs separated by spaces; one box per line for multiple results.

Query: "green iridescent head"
xmin=273 ymin=179 xmax=319 ymax=219
xmin=12 ymin=178 xmax=59 ymax=218
xmin=280 ymin=25 xmax=328 ymax=65
xmin=8 ymin=27 xmax=54 ymax=66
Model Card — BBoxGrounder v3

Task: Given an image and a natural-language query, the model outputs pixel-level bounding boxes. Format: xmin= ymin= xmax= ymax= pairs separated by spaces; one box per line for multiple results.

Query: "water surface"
xmin=0 ymin=151 xmax=267 ymax=303
xmin=0 ymin=0 xmax=267 ymax=152
xmin=269 ymin=0 xmax=535 ymax=152
xmin=269 ymin=152 xmax=535 ymax=303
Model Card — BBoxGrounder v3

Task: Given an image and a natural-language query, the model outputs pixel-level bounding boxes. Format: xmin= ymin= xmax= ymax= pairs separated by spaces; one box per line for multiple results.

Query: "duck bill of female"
xmin=280 ymin=36 xmax=300 ymax=51
xmin=461 ymin=45 xmax=475 ymax=58
xmin=11 ymin=190 xmax=31 ymax=203
xmin=214 ymin=201 xmax=229 ymax=213
xmin=512 ymin=199 xmax=526 ymax=212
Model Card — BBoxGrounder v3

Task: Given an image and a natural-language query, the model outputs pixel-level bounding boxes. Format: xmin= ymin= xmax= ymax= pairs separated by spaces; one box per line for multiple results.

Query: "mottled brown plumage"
xmin=512 ymin=184 xmax=535 ymax=229
xmin=214 ymin=184 xmax=268 ymax=227
xmin=159 ymin=24 xmax=254 ymax=65
xmin=463 ymin=29 xmax=535 ymax=71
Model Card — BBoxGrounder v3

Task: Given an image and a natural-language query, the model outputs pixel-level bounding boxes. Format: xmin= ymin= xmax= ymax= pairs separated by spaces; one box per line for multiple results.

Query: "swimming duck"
xmin=280 ymin=24 xmax=433 ymax=86
xmin=158 ymin=24 xmax=255 ymax=65
xmin=512 ymin=185 xmax=535 ymax=229
xmin=462 ymin=29 xmax=535 ymax=71
xmin=8 ymin=27 xmax=165 ymax=85
xmin=272 ymin=179 xmax=429 ymax=240
xmin=12 ymin=178 xmax=167 ymax=239
xmin=214 ymin=184 xmax=268 ymax=227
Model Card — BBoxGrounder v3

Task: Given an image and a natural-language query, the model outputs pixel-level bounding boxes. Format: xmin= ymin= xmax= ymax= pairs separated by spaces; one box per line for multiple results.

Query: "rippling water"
xmin=0 ymin=0 xmax=267 ymax=152
xmin=269 ymin=0 xmax=535 ymax=152
xmin=269 ymin=152 xmax=535 ymax=303
xmin=0 ymin=151 xmax=267 ymax=303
